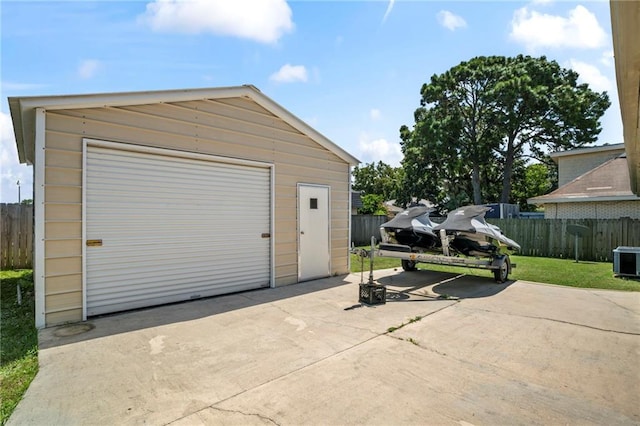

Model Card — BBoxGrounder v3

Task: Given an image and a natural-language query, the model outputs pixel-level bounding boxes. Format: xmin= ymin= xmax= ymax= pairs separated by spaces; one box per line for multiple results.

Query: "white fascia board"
xmin=13 ymin=86 xmax=250 ymax=111
xmin=550 ymin=144 xmax=626 ymax=159
xmin=247 ymin=91 xmax=360 ymax=166
xmin=8 ymin=98 xmax=29 ymax=164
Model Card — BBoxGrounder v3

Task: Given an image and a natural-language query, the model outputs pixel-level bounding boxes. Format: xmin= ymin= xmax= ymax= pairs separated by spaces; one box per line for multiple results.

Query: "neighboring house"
xmin=351 ymin=190 xmax=363 ymax=215
xmin=552 ymin=143 xmax=625 ymax=187
xmin=9 ymin=85 xmax=359 ymax=328
xmin=528 ymin=148 xmax=640 ymax=219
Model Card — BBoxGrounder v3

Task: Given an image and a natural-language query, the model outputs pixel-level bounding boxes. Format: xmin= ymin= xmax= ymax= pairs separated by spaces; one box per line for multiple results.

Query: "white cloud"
xmin=77 ymin=59 xmax=101 ymax=79
xmin=1 ymin=81 xmax=47 ymax=91
xmin=600 ymin=50 xmax=614 ymax=67
xmin=437 ymin=10 xmax=467 ymax=31
xmin=382 ymin=0 xmax=395 ymax=24
xmin=510 ymin=5 xmax=607 ymax=52
xmin=139 ymin=0 xmax=293 ymax=44
xmin=0 ymin=112 xmax=33 ymax=202
xmin=567 ymin=59 xmax=613 ymax=92
xmin=370 ymin=109 xmax=382 ymax=121
xmin=358 ymin=134 xmax=402 ymax=167
xmin=269 ymin=64 xmax=308 ymax=83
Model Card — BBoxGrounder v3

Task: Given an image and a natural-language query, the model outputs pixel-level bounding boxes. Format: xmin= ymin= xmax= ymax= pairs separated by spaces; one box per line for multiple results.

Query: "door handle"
xmin=301 ymin=231 xmax=305 ymax=235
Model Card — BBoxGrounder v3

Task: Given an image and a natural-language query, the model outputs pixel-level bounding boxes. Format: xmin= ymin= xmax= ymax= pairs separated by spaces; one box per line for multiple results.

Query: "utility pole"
xmin=17 ymin=180 xmax=21 ymax=203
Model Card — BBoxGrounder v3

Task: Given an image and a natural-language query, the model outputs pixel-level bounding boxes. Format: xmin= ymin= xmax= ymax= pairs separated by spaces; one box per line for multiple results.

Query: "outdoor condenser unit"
xmin=613 ymin=247 xmax=640 ymax=277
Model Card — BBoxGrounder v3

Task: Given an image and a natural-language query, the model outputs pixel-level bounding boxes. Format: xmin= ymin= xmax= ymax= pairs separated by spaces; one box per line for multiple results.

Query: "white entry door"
xmin=298 ymin=184 xmax=330 ymax=281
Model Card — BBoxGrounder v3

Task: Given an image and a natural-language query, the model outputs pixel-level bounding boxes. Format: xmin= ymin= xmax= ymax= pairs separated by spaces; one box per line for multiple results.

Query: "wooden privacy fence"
xmin=351 ymin=215 xmax=388 ymax=246
xmin=489 ymin=218 xmax=640 ymax=262
xmin=351 ymin=214 xmax=639 ymax=262
xmin=1 ymin=203 xmax=33 ymax=270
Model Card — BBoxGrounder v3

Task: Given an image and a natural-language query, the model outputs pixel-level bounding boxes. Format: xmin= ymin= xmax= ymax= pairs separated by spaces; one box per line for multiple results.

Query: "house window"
xmin=310 ymin=198 xmax=318 ymax=209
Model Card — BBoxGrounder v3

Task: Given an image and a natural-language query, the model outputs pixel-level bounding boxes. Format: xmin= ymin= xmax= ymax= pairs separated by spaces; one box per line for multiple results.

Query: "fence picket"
xmin=0 ymin=203 xmax=34 ymax=269
xmin=350 ymin=215 xmax=388 ymax=246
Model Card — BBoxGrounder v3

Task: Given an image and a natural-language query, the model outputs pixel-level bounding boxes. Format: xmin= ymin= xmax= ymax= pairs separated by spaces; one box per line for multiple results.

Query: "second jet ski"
xmin=433 ymin=205 xmax=521 ymax=257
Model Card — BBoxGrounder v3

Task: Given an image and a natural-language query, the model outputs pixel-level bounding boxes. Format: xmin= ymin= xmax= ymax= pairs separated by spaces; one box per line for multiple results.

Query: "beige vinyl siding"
xmin=544 ymin=201 xmax=640 ymax=219
xmin=46 ymin=309 xmax=83 ymax=326
xmin=42 ymin=98 xmax=351 ymax=325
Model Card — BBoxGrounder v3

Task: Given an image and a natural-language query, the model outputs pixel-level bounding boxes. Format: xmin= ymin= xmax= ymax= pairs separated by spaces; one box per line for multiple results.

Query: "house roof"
xmin=8 ymin=85 xmax=359 ymax=166
xmin=528 ymin=154 xmax=640 ymax=204
xmin=549 ymin=143 xmax=625 ymax=163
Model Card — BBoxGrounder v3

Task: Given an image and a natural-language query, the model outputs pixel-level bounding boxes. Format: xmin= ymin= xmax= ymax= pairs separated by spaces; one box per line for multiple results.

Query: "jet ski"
xmin=433 ymin=205 xmax=521 ymax=257
xmin=379 ymin=205 xmax=441 ymax=252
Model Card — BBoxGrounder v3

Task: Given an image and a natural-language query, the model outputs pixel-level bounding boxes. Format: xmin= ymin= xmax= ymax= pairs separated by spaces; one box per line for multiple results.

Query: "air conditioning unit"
xmin=613 ymin=247 xmax=640 ymax=277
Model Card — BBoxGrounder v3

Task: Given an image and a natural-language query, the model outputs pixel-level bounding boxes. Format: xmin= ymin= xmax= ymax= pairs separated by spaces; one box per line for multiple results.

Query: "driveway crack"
xmin=589 ymin=290 xmax=640 ymax=315
xmin=208 ymin=407 xmax=280 ymax=425
xmin=460 ymin=306 xmax=640 ymax=336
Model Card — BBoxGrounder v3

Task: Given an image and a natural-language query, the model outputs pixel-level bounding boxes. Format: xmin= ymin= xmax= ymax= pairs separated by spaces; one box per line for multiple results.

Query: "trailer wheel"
xmin=402 ymin=259 xmax=417 ymax=271
xmin=493 ymin=256 xmax=510 ymax=283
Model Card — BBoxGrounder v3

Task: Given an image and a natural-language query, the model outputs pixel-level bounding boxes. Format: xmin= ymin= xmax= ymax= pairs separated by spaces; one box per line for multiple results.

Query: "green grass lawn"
xmin=0 ymin=270 xmax=38 ymax=425
xmin=351 ymin=251 xmax=640 ymax=292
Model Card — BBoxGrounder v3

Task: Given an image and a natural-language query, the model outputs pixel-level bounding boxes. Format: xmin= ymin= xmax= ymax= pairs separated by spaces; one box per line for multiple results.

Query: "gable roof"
xmin=8 ymin=85 xmax=359 ymax=166
xmin=549 ymin=143 xmax=625 ymax=163
xmin=528 ymin=154 xmax=640 ymax=204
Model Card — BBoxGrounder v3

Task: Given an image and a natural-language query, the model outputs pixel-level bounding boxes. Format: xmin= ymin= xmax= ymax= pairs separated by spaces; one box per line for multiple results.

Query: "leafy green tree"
xmin=401 ymin=55 xmax=610 ymax=210
xmin=352 ymin=161 xmax=403 ymax=201
xmin=399 ymin=107 xmax=472 ymax=212
xmin=491 ymin=55 xmax=610 ymax=202
xmin=511 ymin=162 xmax=554 ymax=211
xmin=421 ymin=56 xmax=505 ymax=204
xmin=358 ymin=194 xmax=387 ymax=215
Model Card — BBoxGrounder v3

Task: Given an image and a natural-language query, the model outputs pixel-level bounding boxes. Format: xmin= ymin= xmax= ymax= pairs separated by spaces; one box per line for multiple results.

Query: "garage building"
xmin=9 ymin=85 xmax=359 ymax=328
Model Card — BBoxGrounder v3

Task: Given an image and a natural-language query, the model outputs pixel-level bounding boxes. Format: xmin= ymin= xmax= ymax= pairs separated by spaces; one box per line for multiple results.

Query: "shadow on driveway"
xmin=376 ymin=269 xmax=514 ymax=301
xmin=39 ymin=274 xmax=352 ymax=350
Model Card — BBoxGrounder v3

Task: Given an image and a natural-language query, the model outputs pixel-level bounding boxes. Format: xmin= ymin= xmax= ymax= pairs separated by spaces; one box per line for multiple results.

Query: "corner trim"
xmin=34 ymin=108 xmax=46 ymax=329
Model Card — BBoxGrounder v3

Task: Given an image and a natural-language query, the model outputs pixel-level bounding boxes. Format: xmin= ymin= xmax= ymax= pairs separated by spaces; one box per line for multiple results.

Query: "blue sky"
xmin=1 ymin=0 xmax=620 ymax=202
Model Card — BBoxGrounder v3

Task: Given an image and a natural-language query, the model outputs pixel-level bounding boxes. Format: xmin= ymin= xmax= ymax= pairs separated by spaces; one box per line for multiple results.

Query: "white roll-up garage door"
xmin=85 ymin=142 xmax=271 ymax=316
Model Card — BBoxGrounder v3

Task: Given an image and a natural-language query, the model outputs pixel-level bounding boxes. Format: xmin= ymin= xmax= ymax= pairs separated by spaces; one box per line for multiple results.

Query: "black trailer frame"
xmin=356 ymin=233 xmax=515 ymax=283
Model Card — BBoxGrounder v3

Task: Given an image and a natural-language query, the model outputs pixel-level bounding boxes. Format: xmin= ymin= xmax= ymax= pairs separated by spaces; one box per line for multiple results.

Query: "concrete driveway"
xmin=9 ymin=269 xmax=640 ymax=425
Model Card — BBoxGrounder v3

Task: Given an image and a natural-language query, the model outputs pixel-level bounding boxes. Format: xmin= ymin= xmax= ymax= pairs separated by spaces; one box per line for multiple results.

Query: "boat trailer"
xmin=353 ymin=235 xmax=515 ymax=305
